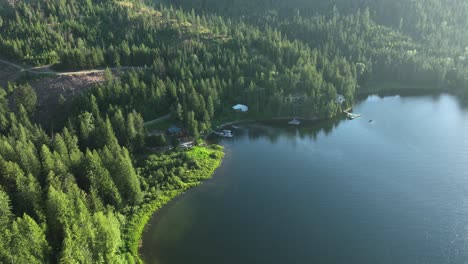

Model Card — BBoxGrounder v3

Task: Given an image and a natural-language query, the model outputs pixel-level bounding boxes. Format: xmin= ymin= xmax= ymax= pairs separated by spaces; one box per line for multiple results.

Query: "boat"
xmin=288 ymin=118 xmax=301 ymax=125
xmin=346 ymin=113 xmax=361 ymax=120
xmin=232 ymin=125 xmax=239 ymax=129
xmin=344 ymin=111 xmax=361 ymax=120
xmin=221 ymin=131 xmax=233 ymax=137
xmin=214 ymin=131 xmax=233 ymax=138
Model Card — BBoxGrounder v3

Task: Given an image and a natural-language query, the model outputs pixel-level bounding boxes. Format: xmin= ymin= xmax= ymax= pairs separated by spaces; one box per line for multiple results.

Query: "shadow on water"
xmin=358 ymin=89 xmax=468 ymax=110
xmin=356 ymin=89 xmax=444 ymax=101
xmin=209 ymin=117 xmax=343 ymax=146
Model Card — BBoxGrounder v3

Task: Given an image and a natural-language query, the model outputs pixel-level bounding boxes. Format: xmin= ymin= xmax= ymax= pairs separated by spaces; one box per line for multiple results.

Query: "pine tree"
xmin=13 ymin=84 xmax=37 ymax=114
xmin=84 ymin=150 xmax=122 ymax=208
xmin=7 ymin=214 xmax=50 ymax=264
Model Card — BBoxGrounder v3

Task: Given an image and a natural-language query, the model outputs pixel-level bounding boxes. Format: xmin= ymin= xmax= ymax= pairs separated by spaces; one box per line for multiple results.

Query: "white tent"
xmin=232 ymin=104 xmax=248 ymax=112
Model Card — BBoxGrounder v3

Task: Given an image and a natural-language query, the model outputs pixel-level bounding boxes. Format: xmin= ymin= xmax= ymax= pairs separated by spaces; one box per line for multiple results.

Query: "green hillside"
xmin=0 ymin=0 xmax=468 ymax=263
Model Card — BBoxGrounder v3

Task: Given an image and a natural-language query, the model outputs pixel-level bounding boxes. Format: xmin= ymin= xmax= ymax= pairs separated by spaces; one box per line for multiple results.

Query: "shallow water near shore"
xmin=141 ymin=93 xmax=468 ymax=264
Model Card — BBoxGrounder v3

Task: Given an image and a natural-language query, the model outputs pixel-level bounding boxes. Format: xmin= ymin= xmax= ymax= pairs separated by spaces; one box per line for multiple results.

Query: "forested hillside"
xmin=0 ymin=76 xmax=224 ymax=263
xmin=1 ymin=0 xmax=468 ymax=263
xmin=170 ymin=0 xmax=468 ymax=93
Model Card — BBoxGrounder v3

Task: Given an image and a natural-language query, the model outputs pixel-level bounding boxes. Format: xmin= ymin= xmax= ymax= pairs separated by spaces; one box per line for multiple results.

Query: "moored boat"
xmin=288 ymin=118 xmax=301 ymax=125
xmin=214 ymin=131 xmax=233 ymax=138
xmin=346 ymin=113 xmax=361 ymax=119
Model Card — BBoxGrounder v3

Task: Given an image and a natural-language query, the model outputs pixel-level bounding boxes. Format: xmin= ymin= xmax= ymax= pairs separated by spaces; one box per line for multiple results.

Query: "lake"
xmin=140 ymin=93 xmax=468 ymax=264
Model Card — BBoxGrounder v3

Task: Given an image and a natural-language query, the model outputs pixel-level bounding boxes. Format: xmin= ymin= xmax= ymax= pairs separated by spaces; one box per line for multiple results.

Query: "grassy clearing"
xmin=211 ymin=110 xmax=263 ymax=128
xmin=144 ymin=118 xmax=176 ymax=133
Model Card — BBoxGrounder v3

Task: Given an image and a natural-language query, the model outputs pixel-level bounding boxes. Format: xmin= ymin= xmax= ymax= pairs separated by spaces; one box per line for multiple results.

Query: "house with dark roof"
xmin=167 ymin=125 xmax=182 ymax=135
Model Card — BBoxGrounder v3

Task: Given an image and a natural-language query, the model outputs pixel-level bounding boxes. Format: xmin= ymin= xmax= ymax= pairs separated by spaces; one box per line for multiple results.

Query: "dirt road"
xmin=0 ymin=58 xmax=149 ymax=76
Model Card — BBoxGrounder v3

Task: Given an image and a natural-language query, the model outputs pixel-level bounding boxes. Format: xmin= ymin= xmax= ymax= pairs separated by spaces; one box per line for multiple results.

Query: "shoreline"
xmin=213 ymin=83 xmax=450 ymax=126
xmin=213 ymin=116 xmax=331 ymax=132
xmin=357 ymin=81 xmax=450 ymax=96
xmin=131 ymin=146 xmax=224 ymax=263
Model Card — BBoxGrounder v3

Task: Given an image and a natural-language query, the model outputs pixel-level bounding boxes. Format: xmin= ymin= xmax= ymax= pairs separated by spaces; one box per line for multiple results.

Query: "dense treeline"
xmin=0 ymin=82 xmax=223 ymax=262
xmin=169 ymin=0 xmax=468 ymax=93
xmin=1 ymin=0 xmax=358 ymax=120
xmin=169 ymin=0 xmax=468 ymax=52
xmin=3 ymin=0 xmax=467 ymax=102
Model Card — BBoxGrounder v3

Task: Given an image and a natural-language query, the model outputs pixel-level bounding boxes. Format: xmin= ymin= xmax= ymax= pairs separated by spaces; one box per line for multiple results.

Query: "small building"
xmin=167 ymin=125 xmax=182 ymax=135
xmin=232 ymin=104 xmax=249 ymax=112
xmin=335 ymin=94 xmax=346 ymax=104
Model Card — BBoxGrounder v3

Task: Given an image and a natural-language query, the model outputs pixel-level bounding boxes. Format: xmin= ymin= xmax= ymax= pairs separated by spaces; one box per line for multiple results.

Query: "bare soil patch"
xmin=1 ymin=64 xmax=104 ymax=127
xmin=0 ymin=64 xmax=20 ymax=87
xmin=32 ymin=73 xmax=105 ymax=127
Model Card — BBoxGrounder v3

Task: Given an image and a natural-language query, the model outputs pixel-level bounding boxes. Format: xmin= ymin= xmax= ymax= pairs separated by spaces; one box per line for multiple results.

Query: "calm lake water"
xmin=141 ymin=93 xmax=468 ymax=264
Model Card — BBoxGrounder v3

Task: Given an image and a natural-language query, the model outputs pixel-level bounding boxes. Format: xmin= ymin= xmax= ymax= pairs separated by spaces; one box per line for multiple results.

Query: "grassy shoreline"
xmin=126 ymin=145 xmax=224 ymax=263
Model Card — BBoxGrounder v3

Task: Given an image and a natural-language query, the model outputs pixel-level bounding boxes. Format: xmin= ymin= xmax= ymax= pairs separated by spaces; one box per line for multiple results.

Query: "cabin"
xmin=232 ymin=104 xmax=248 ymax=112
xmin=167 ymin=125 xmax=182 ymax=135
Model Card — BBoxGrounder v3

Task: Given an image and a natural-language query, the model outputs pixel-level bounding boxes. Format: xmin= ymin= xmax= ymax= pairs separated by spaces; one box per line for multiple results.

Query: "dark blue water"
xmin=141 ymin=94 xmax=468 ymax=264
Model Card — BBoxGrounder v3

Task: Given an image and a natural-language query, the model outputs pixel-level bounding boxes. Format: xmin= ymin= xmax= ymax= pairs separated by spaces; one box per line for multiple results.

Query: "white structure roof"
xmin=232 ymin=104 xmax=248 ymax=112
xmin=335 ymin=94 xmax=345 ymax=104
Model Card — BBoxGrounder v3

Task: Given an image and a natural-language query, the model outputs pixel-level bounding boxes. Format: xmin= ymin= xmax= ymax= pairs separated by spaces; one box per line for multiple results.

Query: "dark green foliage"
xmin=12 ymin=84 xmax=37 ymax=114
xmin=146 ymin=134 xmax=167 ymax=147
xmin=0 ymin=88 xmax=10 ymax=132
xmin=0 ymin=188 xmax=12 ymax=235
xmin=1 ymin=0 xmax=468 ymax=262
xmin=2 ymin=0 xmax=356 ymax=126
xmin=3 ymin=214 xmax=50 ymax=264
xmin=83 ymin=150 xmax=122 ymax=208
xmin=169 ymin=0 xmax=468 ymax=94
xmin=0 ymin=81 xmax=225 ymax=262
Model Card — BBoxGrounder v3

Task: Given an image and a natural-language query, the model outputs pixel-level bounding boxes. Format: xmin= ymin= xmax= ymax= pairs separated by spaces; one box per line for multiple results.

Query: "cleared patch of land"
xmin=0 ymin=58 xmax=159 ymax=129
xmin=32 ymin=73 xmax=105 ymax=124
xmin=0 ymin=59 xmax=106 ymax=126
xmin=0 ymin=64 xmax=20 ymax=87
